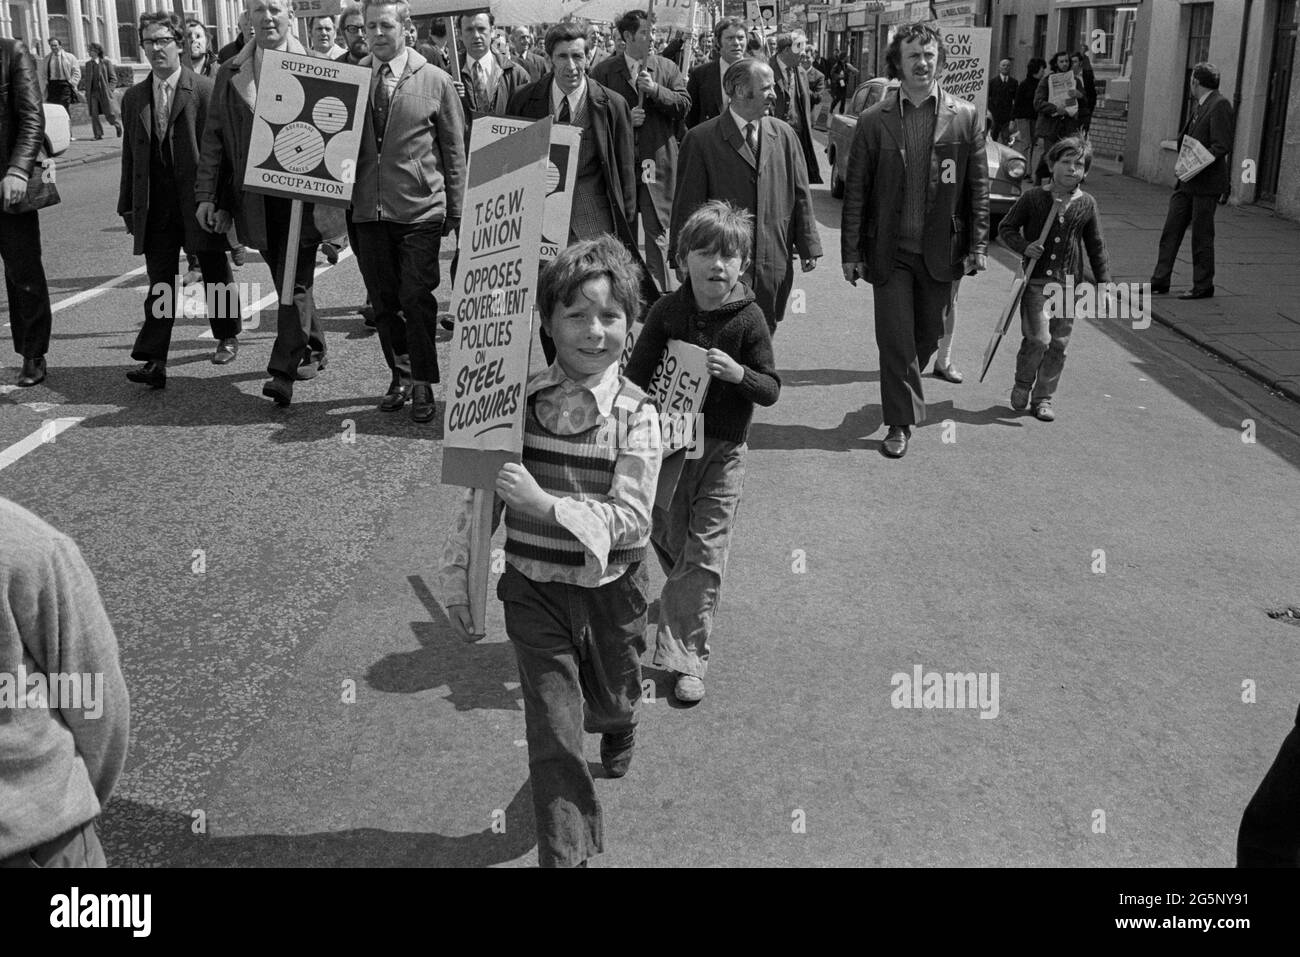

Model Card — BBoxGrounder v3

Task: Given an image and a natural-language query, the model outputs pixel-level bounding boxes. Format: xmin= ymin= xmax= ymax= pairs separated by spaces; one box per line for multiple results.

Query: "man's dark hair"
xmin=713 ymin=15 xmax=745 ymax=47
xmin=431 ymin=18 xmax=447 ymax=38
xmin=885 ymin=21 xmax=945 ymax=80
xmin=544 ymin=21 xmax=586 ymax=57
xmin=1050 ymin=50 xmax=1071 ymax=71
xmin=1191 ymin=61 xmax=1220 ymax=89
xmin=615 ymin=9 xmax=648 ymax=43
xmin=1025 ymin=57 xmax=1047 ymax=80
xmin=88 ymin=41 xmax=104 ymax=57
xmin=676 ymin=199 xmax=754 ymax=265
xmin=310 ymin=15 xmax=337 ymax=29
xmin=538 ymin=236 xmax=644 ymax=331
xmin=458 ymin=9 xmax=493 ymax=30
xmin=139 ymin=10 xmax=181 ymax=42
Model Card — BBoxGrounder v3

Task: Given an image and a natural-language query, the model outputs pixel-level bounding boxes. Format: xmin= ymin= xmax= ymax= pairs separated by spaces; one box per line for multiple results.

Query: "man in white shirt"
xmin=44 ymin=38 xmax=81 ymax=113
xmin=311 ymin=15 xmax=346 ymax=59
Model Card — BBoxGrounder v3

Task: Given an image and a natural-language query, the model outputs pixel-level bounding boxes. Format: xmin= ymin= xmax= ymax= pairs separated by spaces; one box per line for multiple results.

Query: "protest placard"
xmin=442 ymin=118 xmax=552 ymax=491
xmin=647 ymin=339 xmax=710 ymax=457
xmin=469 ymin=117 xmax=581 ymax=264
xmin=244 ymin=50 xmax=369 ymax=208
xmin=1175 ymin=135 xmax=1215 ymax=182
xmin=939 ymin=26 xmax=990 ymax=123
xmin=653 ymin=0 xmax=703 ymax=31
xmin=291 ymin=0 xmax=342 ymax=17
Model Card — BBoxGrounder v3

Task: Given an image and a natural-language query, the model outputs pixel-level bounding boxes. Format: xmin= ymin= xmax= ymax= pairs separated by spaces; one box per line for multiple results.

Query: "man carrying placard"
xmin=196 ymin=0 xmax=326 ymax=407
xmin=1149 ymin=63 xmax=1234 ymax=301
xmin=353 ymin=0 xmax=466 ymax=421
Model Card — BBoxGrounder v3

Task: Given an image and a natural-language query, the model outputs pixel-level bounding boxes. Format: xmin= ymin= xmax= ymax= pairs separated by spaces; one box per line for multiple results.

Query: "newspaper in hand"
xmin=1047 ymin=71 xmax=1077 ymax=113
xmin=1174 ymin=134 xmax=1216 ymax=183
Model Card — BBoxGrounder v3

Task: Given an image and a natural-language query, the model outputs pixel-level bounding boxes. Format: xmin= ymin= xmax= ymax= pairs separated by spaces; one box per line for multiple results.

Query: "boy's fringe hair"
xmin=676 ymin=200 xmax=754 ymax=265
xmin=538 ymin=236 xmax=644 ymax=327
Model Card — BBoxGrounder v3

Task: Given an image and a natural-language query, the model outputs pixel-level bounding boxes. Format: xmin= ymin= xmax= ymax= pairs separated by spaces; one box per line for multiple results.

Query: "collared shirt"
xmin=373 ymin=47 xmax=409 ymax=95
xmin=436 ymin=361 xmax=661 ymax=606
xmin=153 ymin=66 xmax=182 ymax=132
xmin=624 ymin=52 xmax=643 ymax=79
xmin=729 ymin=106 xmax=757 ymax=143
xmin=550 ymin=75 xmax=588 ymax=120
xmin=467 ymin=49 xmax=498 ymax=84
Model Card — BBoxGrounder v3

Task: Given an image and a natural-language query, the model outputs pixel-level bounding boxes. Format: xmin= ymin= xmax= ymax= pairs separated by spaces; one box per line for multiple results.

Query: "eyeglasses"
xmin=343 ymin=25 xmax=363 ymax=35
xmin=142 ymin=36 xmax=178 ymax=49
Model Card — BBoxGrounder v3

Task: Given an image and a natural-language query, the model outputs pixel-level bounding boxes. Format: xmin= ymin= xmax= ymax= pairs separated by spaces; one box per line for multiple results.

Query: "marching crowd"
xmin=0 ymin=6 xmax=1247 ymax=869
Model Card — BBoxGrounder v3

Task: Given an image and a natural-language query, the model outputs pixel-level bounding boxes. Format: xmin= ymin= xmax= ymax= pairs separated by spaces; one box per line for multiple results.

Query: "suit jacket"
xmin=118 ymin=68 xmax=226 ymax=256
xmin=1178 ymin=89 xmax=1234 ymax=196
xmin=840 ymin=87 xmax=990 ymax=285
xmin=353 ymin=48 xmax=466 ymax=225
xmin=195 ymin=38 xmax=323 ymax=251
xmin=685 ymin=58 xmax=734 ymax=128
xmin=590 ymin=52 xmax=689 ymax=225
xmin=81 ymin=58 xmax=116 ymax=97
xmin=771 ymin=57 xmax=823 ymax=185
xmin=0 ymin=37 xmax=44 ymax=181
xmin=512 ymin=50 xmax=549 ymax=82
xmin=988 ymin=73 xmax=1017 ymax=121
xmin=672 ymin=113 xmax=822 ymax=326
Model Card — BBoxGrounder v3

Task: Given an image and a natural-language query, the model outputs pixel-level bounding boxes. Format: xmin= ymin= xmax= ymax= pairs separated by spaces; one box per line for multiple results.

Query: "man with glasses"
xmin=118 ymin=11 xmax=242 ymax=388
xmin=339 ymin=4 xmax=368 ymax=64
xmin=196 ymin=0 xmax=325 ymax=407
xmin=352 ymin=0 xmax=465 ymax=422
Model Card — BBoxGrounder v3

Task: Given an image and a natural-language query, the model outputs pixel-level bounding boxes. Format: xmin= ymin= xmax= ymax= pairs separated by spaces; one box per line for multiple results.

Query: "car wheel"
xmin=830 ymin=167 xmax=844 ymax=199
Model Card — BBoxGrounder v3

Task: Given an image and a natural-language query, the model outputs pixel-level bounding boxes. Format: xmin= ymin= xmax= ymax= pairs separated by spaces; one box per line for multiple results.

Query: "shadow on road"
xmin=749 ymin=402 xmax=880 ymax=451
xmin=102 ymin=783 xmax=537 ymax=867
xmin=364 ymin=575 xmax=523 ymax=712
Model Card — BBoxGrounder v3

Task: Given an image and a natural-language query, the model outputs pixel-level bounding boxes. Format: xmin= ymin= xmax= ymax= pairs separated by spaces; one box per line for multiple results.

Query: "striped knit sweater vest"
xmin=504 ymin=379 xmax=650 ymax=568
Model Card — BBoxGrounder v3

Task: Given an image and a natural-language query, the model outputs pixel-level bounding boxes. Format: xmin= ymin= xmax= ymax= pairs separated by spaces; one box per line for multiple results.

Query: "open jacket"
xmin=771 ymin=59 xmax=823 ymax=185
xmin=194 ymin=37 xmax=322 ymax=251
xmin=0 ymin=38 xmax=43 ymax=181
xmin=1176 ymin=89 xmax=1235 ymax=197
xmin=590 ymin=52 xmax=690 ymax=227
xmin=118 ymin=68 xmax=227 ymax=256
xmin=840 ymin=86 xmax=990 ymax=285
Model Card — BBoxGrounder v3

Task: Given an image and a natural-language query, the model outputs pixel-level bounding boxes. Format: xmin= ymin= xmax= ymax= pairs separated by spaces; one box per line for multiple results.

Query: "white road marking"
xmin=51 ymin=265 xmax=149 ymax=313
xmin=0 ymin=417 xmax=84 ymax=471
xmin=198 ymin=248 xmax=353 ymax=339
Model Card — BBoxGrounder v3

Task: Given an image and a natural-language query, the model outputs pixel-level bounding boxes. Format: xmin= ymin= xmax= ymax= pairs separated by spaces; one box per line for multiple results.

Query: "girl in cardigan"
xmin=998 ymin=136 xmax=1110 ymax=421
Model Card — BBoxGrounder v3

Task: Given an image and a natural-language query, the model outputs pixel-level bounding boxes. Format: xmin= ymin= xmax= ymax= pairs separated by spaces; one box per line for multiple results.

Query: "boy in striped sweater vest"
xmin=438 ymin=237 xmax=662 ymax=868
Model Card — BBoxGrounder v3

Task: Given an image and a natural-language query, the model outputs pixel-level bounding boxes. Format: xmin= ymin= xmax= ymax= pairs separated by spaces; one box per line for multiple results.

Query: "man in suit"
xmin=196 ymin=0 xmax=326 ymax=407
xmin=840 ymin=22 xmax=989 ymax=459
xmin=80 ymin=43 xmax=123 ymax=139
xmin=353 ymin=0 xmax=465 ymax=422
xmin=43 ymin=38 xmax=81 ymax=114
xmin=217 ymin=11 xmax=250 ymax=63
xmin=592 ymin=8 xmax=689 ymax=293
xmin=770 ymin=29 xmax=822 ymax=185
xmin=1150 ymin=62 xmax=1235 ymax=300
xmin=455 ymin=10 xmax=529 ymax=140
xmin=118 ymin=11 xmax=242 ymax=390
xmin=0 ymin=36 xmax=55 ymax=387
xmin=510 ymin=25 xmax=548 ymax=82
xmin=685 ymin=15 xmax=747 ymax=128
xmin=988 ymin=57 xmax=1016 ymax=143
xmin=672 ymin=58 xmax=821 ymax=335
xmin=508 ymin=21 xmax=645 ymax=363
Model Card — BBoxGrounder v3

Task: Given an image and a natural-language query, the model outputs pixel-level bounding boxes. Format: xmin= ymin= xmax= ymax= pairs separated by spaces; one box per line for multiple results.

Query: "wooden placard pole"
xmin=466 ymin=488 xmax=494 ymax=639
xmin=445 ymin=15 xmax=461 ymax=77
xmin=281 ymin=199 xmax=304 ymax=306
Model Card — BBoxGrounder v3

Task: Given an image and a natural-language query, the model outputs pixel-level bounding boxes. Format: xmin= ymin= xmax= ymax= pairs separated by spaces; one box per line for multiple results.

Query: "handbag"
xmin=5 ymin=150 xmax=61 ymax=215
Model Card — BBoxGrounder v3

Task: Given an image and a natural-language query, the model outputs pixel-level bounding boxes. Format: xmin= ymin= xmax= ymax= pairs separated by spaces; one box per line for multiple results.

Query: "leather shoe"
xmin=378 ymin=379 xmax=411 ymax=411
xmin=881 ymin=425 xmax=910 ymax=459
xmin=600 ymin=728 xmax=635 ymax=778
xmin=262 ymin=376 xmax=293 ymax=406
xmin=1149 ymin=281 xmax=1169 ymax=294
xmin=212 ymin=338 xmax=238 ymax=365
xmin=1178 ymin=287 xmax=1214 ymax=300
xmin=410 ymin=382 xmax=436 ymax=423
xmin=295 ymin=353 xmax=328 ymax=380
xmin=932 ymin=363 xmax=964 ymax=383
xmin=126 ymin=360 xmax=166 ymax=388
xmin=16 ymin=356 xmax=46 ymax=387
xmin=230 ymin=245 xmax=247 ymax=268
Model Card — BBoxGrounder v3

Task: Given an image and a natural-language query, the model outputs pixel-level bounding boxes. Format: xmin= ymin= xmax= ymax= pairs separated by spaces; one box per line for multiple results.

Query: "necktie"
xmin=473 ymin=60 xmax=488 ymax=109
xmin=156 ymin=81 xmax=170 ymax=140
xmin=373 ymin=64 xmax=390 ymax=146
xmin=745 ymin=121 xmax=758 ymax=161
xmin=557 ymin=96 xmax=571 ymax=124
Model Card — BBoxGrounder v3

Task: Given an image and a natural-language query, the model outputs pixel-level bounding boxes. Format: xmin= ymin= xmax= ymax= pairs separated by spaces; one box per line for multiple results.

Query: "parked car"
xmin=825 ymin=77 xmax=1027 ymax=223
xmin=42 ymin=103 xmax=71 ymax=157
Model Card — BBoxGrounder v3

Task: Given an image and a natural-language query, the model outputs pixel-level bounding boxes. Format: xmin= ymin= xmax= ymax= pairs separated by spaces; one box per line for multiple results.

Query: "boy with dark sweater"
xmin=438 ymin=237 xmax=661 ymax=868
xmin=625 ymin=200 xmax=780 ymax=703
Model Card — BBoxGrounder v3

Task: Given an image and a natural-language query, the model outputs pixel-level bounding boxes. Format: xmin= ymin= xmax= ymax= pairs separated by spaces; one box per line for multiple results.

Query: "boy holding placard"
xmin=438 ymin=236 xmax=661 ymax=869
xmin=625 ymin=200 xmax=780 ymax=703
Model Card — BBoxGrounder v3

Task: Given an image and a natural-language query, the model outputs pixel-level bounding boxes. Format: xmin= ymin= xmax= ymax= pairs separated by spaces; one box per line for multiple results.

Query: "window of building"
xmin=1000 ymin=13 xmax=1017 ymax=65
xmin=1064 ymin=9 xmax=1087 ymax=55
xmin=1181 ymin=3 xmax=1214 ymax=129
xmin=1033 ymin=14 xmax=1047 ymax=61
xmin=1116 ymin=7 xmax=1138 ymax=76
xmin=47 ymin=0 xmax=71 ymax=48
xmin=116 ymin=0 xmax=137 ymax=59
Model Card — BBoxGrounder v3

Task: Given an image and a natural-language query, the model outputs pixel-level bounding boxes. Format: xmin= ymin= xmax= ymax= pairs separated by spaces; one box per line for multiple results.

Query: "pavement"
xmin=55 ymin=126 xmax=1300 ymax=404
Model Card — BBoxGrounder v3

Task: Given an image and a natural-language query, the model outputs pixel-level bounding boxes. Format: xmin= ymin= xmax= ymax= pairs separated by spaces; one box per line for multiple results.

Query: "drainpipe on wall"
xmin=1228 ymin=0 xmax=1252 ymax=204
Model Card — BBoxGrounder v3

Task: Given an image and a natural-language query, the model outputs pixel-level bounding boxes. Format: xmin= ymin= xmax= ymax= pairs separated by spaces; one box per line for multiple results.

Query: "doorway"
xmin=1257 ymin=0 xmax=1297 ymax=204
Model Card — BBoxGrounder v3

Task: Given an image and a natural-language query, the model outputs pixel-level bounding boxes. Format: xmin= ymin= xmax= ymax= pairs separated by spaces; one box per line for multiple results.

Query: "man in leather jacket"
xmin=0 ymin=37 xmax=55 ymax=387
